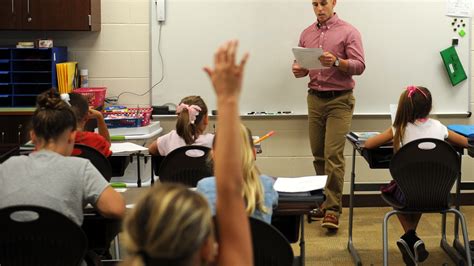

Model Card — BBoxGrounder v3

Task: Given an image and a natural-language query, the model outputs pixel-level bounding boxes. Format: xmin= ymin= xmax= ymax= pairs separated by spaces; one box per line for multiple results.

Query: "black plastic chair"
xmin=156 ymin=145 xmax=213 ymax=187
xmin=381 ymin=138 xmax=471 ymax=265
xmin=250 ymin=217 xmax=295 ymax=266
xmin=73 ymin=143 xmax=113 ymax=182
xmin=0 ymin=205 xmax=87 ymax=266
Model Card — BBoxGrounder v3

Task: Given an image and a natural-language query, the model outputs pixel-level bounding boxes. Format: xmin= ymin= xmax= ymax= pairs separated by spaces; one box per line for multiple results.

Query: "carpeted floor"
xmin=295 ymin=206 xmax=474 ymax=265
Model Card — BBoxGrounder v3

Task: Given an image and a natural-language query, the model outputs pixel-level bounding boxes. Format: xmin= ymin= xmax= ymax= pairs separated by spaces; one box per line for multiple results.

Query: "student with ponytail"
xmin=196 ymin=123 xmax=278 ymax=223
xmin=0 ymin=89 xmax=124 ymax=226
xmin=365 ymin=85 xmax=467 ymax=264
xmin=148 ymin=96 xmax=214 ymax=156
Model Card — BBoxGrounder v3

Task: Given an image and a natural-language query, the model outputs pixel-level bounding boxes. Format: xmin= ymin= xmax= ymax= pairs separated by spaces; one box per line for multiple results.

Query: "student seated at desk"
xmin=148 ymin=95 xmax=214 ymax=156
xmin=121 ymin=40 xmax=252 ymax=266
xmin=67 ymin=92 xmax=112 ymax=157
xmin=364 ymin=86 xmax=467 ymax=264
xmin=196 ymin=123 xmax=278 ymax=224
xmin=0 ymin=90 xmax=125 ymax=261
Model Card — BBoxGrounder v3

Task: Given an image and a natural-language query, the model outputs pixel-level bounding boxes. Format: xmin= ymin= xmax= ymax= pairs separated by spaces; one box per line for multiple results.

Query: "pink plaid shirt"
xmin=299 ymin=14 xmax=365 ymax=91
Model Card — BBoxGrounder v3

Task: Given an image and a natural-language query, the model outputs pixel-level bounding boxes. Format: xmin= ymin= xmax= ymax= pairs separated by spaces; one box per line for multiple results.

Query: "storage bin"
xmin=103 ymin=107 xmax=152 ymax=128
xmin=73 ymin=87 xmax=107 ymax=108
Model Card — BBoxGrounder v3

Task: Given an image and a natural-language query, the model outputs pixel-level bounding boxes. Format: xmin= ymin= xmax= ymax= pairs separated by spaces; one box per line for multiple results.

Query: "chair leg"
xmin=441 ymin=212 xmax=447 ymax=241
xmin=114 ymin=235 xmax=121 ymax=260
xmin=383 ymin=210 xmax=398 ymax=266
xmin=448 ymin=209 xmax=471 ymax=265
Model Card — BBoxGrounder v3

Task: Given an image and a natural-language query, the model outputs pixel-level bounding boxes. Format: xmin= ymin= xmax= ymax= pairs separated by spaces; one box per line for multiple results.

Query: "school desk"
xmin=116 ymin=186 xmax=324 ymax=266
xmin=108 ymin=123 xmax=163 ymax=187
xmin=345 ymin=134 xmax=467 ymax=265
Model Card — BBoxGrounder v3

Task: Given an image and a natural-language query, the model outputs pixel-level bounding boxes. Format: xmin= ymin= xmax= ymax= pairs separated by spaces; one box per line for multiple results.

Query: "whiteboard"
xmin=151 ymin=0 xmax=471 ymax=115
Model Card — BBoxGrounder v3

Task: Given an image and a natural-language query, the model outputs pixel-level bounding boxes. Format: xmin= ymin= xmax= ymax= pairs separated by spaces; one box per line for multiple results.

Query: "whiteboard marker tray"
xmin=97 ymin=121 xmax=161 ymax=136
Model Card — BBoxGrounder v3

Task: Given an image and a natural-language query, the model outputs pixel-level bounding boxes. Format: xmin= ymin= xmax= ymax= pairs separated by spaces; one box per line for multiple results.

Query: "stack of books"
xmin=347 ymin=131 xmax=380 ymax=144
xmin=16 ymin=42 xmax=34 ymax=48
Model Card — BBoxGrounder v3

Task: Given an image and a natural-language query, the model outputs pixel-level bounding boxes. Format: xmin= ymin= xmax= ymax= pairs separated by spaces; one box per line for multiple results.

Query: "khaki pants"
xmin=307 ymin=91 xmax=355 ymax=217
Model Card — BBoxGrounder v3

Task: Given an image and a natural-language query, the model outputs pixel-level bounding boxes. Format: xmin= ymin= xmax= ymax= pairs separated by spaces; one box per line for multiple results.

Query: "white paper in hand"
xmin=292 ymin=47 xmax=326 ymax=70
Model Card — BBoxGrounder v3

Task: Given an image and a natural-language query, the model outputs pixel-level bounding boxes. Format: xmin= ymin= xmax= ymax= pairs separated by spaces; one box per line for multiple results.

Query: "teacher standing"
xmin=292 ymin=0 xmax=365 ymax=231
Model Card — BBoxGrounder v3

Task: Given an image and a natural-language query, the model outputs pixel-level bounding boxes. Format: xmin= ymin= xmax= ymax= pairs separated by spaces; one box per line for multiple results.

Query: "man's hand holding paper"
xmin=292 ymin=47 xmax=329 ymax=70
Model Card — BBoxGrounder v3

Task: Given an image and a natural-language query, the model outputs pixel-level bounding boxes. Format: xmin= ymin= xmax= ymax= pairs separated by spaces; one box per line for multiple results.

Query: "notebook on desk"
xmin=447 ymin=124 xmax=474 ymax=137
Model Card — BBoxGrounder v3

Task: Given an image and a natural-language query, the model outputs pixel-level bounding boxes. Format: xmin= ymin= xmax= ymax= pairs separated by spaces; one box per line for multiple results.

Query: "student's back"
xmin=197 ymin=123 xmax=278 ymax=224
xmin=401 ymin=118 xmax=447 ymax=145
xmin=157 ymin=129 xmax=213 ymax=156
xmin=197 ymin=174 xmax=277 ymax=223
xmin=0 ymin=89 xmax=124 ymax=227
xmin=0 ymin=150 xmax=108 ymax=226
xmin=149 ymin=96 xmax=214 ymax=156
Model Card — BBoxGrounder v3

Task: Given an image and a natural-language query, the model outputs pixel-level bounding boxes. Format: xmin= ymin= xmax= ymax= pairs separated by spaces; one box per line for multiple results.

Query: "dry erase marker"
xmin=254 ymin=131 xmax=275 ymax=144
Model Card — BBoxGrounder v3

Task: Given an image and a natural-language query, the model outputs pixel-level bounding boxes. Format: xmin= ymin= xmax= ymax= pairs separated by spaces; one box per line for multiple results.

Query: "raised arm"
xmin=204 ymin=40 xmax=252 ymax=265
xmin=89 ymin=108 xmax=111 ymax=143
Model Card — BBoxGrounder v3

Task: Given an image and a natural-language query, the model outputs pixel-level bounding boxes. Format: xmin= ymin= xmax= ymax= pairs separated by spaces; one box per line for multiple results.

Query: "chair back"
xmin=249 ymin=217 xmax=294 ymax=266
xmin=389 ymin=138 xmax=460 ymax=211
xmin=157 ymin=145 xmax=212 ymax=187
xmin=73 ymin=143 xmax=113 ymax=182
xmin=0 ymin=205 xmax=88 ymax=266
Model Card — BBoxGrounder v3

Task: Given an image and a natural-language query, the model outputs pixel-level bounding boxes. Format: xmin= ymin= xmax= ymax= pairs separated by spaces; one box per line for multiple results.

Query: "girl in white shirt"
xmin=149 ymin=96 xmax=214 ymax=156
xmin=365 ymin=86 xmax=467 ymax=264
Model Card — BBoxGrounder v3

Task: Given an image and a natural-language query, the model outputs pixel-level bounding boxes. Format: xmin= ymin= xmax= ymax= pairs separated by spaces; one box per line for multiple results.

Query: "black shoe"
xmin=396 ymin=239 xmax=416 ymax=266
xmin=413 ymin=239 xmax=429 ymax=263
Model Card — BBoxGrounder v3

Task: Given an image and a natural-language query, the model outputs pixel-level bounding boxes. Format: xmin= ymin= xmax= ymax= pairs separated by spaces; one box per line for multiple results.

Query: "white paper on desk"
xmin=274 ymin=175 xmax=327 ymax=193
xmin=110 ymin=142 xmax=148 ymax=155
xmin=292 ymin=47 xmax=326 ymax=70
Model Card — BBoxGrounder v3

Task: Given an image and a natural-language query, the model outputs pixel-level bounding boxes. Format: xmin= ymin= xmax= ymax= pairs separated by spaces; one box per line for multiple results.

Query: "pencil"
xmin=254 ymin=131 xmax=275 ymax=144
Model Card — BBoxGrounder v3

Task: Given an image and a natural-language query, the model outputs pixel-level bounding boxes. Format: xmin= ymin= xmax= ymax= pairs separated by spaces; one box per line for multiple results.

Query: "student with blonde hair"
xmin=365 ymin=85 xmax=467 ymax=264
xmin=149 ymin=95 xmax=213 ymax=156
xmin=197 ymin=123 xmax=278 ymax=223
xmin=122 ymin=183 xmax=216 ymax=265
xmin=121 ymin=40 xmax=252 ymax=266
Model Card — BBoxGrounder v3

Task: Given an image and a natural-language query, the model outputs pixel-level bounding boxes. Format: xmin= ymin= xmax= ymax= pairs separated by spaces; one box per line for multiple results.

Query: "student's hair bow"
xmin=406 ymin=85 xmax=427 ymax=99
xmin=176 ymin=103 xmax=202 ymax=124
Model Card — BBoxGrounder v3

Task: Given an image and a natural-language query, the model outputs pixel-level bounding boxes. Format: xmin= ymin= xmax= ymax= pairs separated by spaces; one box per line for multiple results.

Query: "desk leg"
xmin=149 ymin=155 xmax=154 ymax=185
xmin=348 ymin=147 xmax=362 ymax=266
xmin=440 ymin=155 xmax=467 ymax=265
xmin=137 ymin=153 xmax=142 ymax=187
xmin=452 ymin=168 xmax=469 ymax=264
xmin=300 ymin=214 xmax=305 ymax=266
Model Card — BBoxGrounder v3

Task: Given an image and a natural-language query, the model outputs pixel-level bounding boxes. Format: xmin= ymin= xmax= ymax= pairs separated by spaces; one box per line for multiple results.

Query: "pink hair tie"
xmin=406 ymin=85 xmax=428 ymax=98
xmin=176 ymin=103 xmax=202 ymax=124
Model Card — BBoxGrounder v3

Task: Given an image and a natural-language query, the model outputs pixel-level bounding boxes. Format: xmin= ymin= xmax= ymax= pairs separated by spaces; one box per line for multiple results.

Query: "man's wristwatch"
xmin=333 ymin=57 xmax=340 ymax=67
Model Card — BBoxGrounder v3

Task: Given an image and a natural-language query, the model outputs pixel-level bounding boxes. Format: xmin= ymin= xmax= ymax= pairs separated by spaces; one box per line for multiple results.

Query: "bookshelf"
xmin=0 ymin=47 xmax=67 ymax=107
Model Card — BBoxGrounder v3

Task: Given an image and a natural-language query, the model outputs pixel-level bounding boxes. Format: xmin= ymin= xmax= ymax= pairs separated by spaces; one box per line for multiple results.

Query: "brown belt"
xmin=308 ymin=89 xmax=352 ymax=99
